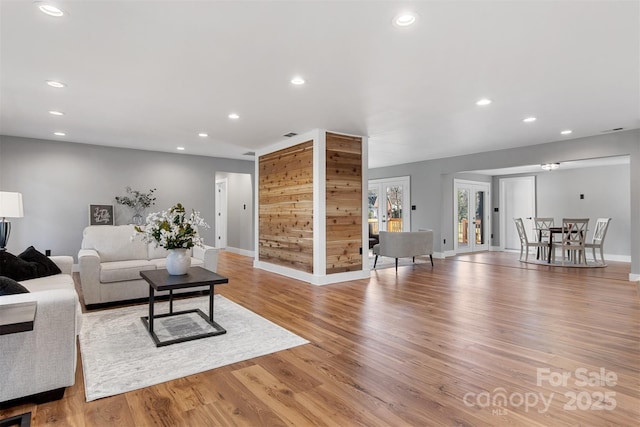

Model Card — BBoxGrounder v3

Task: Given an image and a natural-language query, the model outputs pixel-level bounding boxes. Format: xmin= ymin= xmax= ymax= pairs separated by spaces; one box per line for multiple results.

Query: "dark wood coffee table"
xmin=140 ymin=267 xmax=228 ymax=347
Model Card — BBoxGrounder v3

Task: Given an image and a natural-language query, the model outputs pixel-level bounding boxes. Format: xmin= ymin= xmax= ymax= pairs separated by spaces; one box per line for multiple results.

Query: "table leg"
xmin=537 ymin=230 xmax=542 ymax=259
xmin=169 ymin=290 xmax=174 ymax=314
xmin=209 ymin=283 xmax=214 ymax=322
xmin=149 ymin=285 xmax=154 ymax=334
xmin=548 ymin=234 xmax=553 ymax=264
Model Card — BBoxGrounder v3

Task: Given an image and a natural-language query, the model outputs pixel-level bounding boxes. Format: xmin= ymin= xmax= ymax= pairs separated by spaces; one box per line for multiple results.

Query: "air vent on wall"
xmin=283 ymin=132 xmax=298 ymax=138
xmin=243 ymin=151 xmax=255 ymax=156
xmin=601 ymin=127 xmax=624 ymax=133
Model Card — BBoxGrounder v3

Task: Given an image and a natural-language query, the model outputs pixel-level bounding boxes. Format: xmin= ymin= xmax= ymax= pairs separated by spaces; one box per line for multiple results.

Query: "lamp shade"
xmin=0 ymin=192 xmax=24 ymax=218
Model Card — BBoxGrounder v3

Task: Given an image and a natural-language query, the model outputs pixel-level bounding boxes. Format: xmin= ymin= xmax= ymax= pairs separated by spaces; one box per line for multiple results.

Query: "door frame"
xmin=453 ymin=179 xmax=491 ymax=253
xmin=215 ymin=179 xmax=228 ymax=248
xmin=368 ymin=176 xmax=411 ymax=233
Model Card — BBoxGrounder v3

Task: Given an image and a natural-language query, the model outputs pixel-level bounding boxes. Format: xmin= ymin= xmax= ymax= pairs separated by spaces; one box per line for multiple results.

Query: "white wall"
xmin=0 ymin=136 xmax=254 ymax=259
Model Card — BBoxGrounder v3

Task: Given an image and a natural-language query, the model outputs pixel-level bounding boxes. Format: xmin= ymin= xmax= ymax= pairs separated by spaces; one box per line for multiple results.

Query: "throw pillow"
xmin=0 ymin=251 xmax=38 ymax=281
xmin=0 ymin=275 xmax=30 ymax=295
xmin=18 ymin=246 xmax=62 ymax=277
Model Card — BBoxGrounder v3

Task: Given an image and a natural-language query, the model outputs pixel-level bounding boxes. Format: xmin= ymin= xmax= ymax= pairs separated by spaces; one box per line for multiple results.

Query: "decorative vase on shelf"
xmin=166 ymin=248 xmax=191 ymax=275
xmin=132 ymin=212 xmax=145 ymax=226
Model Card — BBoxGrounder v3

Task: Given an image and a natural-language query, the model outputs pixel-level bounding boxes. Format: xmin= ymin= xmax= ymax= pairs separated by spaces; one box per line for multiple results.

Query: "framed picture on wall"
xmin=89 ymin=204 xmax=114 ymax=225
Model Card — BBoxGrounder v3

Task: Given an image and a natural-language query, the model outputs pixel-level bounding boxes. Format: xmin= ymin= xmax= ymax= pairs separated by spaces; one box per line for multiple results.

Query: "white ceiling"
xmin=1 ymin=1 xmax=638 ymax=169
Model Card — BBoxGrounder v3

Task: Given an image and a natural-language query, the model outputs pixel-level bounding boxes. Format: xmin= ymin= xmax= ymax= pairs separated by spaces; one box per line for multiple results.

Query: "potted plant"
xmin=115 ymin=186 xmax=156 ymax=225
xmin=134 ymin=203 xmax=209 ymax=275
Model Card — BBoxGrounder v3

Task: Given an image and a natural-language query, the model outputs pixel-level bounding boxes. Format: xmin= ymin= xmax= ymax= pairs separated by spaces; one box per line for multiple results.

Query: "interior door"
xmin=499 ymin=176 xmax=536 ymax=251
xmin=454 ymin=180 xmax=490 ymax=253
xmin=368 ymin=176 xmax=410 ymax=234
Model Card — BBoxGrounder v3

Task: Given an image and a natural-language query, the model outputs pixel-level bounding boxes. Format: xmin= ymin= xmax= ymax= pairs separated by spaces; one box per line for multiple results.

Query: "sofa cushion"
xmin=150 ymin=257 xmax=204 ymax=270
xmin=20 ymin=273 xmax=76 ymax=293
xmin=0 ymin=276 xmax=30 ymax=295
xmin=0 ymin=251 xmax=38 ymax=281
xmin=100 ymin=260 xmax=156 ymax=283
xmin=18 ymin=246 xmax=62 ymax=277
xmin=82 ymin=225 xmax=148 ymax=262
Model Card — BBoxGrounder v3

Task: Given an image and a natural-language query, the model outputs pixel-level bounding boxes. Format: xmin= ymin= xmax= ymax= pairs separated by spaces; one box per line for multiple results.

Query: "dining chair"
xmin=533 ymin=217 xmax=554 ymax=260
xmin=514 ymin=218 xmax=549 ymax=262
xmin=584 ymin=218 xmax=611 ymax=265
xmin=553 ymin=218 xmax=589 ymax=265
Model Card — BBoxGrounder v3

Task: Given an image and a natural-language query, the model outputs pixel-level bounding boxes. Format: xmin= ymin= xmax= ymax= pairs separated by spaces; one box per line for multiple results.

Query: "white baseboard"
xmin=254 ymin=260 xmax=369 ymax=285
xmin=630 ymin=273 xmax=640 ymax=282
xmin=221 ymin=247 xmax=254 ymax=258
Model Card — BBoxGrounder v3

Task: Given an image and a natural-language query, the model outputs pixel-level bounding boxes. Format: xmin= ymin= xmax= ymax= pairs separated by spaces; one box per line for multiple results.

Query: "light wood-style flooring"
xmin=1 ymin=251 xmax=638 ymax=426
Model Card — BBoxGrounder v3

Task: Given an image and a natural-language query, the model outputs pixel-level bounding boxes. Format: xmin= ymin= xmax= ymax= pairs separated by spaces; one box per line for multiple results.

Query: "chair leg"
xmin=524 ymin=245 xmax=529 ymax=261
xmin=600 ymin=247 xmax=606 ymax=265
xmin=412 ymin=256 xmax=415 ymax=263
xmin=395 ymin=258 xmax=398 ymax=273
xmin=373 ymin=255 xmax=378 ymax=268
xmin=429 ymin=254 xmax=433 ymax=266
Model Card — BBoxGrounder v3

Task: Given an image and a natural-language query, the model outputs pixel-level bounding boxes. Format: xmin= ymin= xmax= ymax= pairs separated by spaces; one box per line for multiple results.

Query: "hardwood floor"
xmin=2 ymin=251 xmax=638 ymax=426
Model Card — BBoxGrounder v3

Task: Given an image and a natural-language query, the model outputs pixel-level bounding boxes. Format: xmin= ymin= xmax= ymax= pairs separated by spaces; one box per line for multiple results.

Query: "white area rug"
xmin=79 ymin=295 xmax=308 ymax=401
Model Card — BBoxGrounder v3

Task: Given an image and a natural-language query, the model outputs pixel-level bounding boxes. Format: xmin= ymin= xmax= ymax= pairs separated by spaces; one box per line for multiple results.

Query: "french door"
xmin=368 ymin=176 xmax=411 ymax=235
xmin=454 ymin=180 xmax=490 ymax=253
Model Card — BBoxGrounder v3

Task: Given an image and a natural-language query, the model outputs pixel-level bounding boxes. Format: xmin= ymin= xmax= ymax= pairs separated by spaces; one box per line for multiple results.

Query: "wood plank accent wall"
xmin=258 ymin=141 xmax=314 ymax=273
xmin=325 ymin=132 xmax=363 ymax=274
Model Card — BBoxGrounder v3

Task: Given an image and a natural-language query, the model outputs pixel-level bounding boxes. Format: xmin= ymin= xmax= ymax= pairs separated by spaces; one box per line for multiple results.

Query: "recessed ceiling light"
xmin=53 ymin=132 xmax=65 ymax=136
xmin=291 ymin=77 xmax=305 ymax=85
xmin=228 ymin=113 xmax=240 ymax=120
xmin=46 ymin=80 xmax=66 ymax=88
xmin=37 ymin=3 xmax=65 ymax=17
xmin=49 ymin=110 xmax=64 ymax=116
xmin=541 ymin=163 xmax=560 ymax=171
xmin=176 ymin=146 xmax=185 ymax=151
xmin=476 ymin=98 xmax=492 ymax=106
xmin=198 ymin=133 xmax=208 ymax=137
xmin=523 ymin=117 xmax=537 ymax=123
xmin=560 ymin=130 xmax=573 ymax=135
xmin=394 ymin=12 xmax=417 ymax=27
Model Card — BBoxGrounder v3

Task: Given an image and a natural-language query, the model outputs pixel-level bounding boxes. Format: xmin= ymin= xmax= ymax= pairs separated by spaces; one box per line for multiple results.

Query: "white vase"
xmin=166 ymin=248 xmax=191 ymax=275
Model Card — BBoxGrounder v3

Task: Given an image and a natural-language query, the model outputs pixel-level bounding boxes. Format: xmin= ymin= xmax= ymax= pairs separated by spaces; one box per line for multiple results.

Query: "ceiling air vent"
xmin=243 ymin=151 xmax=255 ymax=156
xmin=283 ymin=132 xmax=298 ymax=138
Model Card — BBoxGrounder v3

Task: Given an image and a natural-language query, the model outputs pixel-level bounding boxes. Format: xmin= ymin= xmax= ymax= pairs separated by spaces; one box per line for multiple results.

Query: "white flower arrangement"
xmin=134 ymin=203 xmax=209 ymax=249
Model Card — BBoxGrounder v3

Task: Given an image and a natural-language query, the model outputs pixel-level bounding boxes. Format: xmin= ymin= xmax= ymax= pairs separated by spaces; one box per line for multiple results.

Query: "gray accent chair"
xmin=372 ymin=230 xmax=434 ymax=272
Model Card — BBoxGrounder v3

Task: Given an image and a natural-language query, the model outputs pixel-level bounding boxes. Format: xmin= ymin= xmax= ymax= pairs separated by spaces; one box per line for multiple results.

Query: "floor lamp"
xmin=0 ymin=191 xmax=24 ymax=251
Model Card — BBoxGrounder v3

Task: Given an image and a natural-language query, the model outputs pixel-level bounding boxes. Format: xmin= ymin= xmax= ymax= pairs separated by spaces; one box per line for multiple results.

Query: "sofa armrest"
xmin=78 ymin=249 xmax=101 ymax=305
xmin=193 ymin=245 xmax=219 ymax=272
xmin=0 ymin=289 xmax=78 ymax=402
xmin=50 ymin=255 xmax=73 ymax=275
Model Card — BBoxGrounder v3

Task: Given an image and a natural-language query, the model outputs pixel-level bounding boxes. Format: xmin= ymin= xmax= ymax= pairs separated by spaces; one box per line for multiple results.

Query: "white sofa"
xmin=372 ymin=230 xmax=434 ymax=272
xmin=0 ymin=256 xmax=81 ymax=403
xmin=78 ymin=225 xmax=219 ymax=306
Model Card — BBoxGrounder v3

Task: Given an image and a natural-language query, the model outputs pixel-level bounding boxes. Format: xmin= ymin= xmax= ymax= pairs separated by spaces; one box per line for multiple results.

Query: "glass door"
xmin=368 ymin=176 xmax=411 ymax=234
xmin=454 ymin=180 xmax=490 ymax=253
